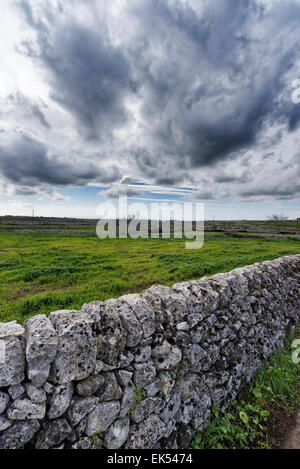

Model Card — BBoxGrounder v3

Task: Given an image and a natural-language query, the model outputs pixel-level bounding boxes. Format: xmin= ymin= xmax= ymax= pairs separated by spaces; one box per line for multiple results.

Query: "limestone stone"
xmin=120 ymin=385 xmax=136 ymax=418
xmin=131 ymin=397 xmax=162 ymax=424
xmin=0 ymin=321 xmax=25 ymax=387
xmin=24 ymin=383 xmax=46 ymax=404
xmin=152 ymin=340 xmax=182 ymax=370
xmin=134 ymin=346 xmax=152 ymax=363
xmin=117 ymin=300 xmax=143 ymax=347
xmin=99 ymin=372 xmax=122 ymax=402
xmin=85 ymin=401 xmax=120 ymax=436
xmin=76 ymin=375 xmax=105 ymax=397
xmin=104 ymin=417 xmax=130 ymax=449
xmin=8 ymin=384 xmax=25 ymax=400
xmin=115 ymin=370 xmax=133 ymax=387
xmin=66 ymin=396 xmax=98 ymax=427
xmin=0 ymin=420 xmax=40 ymax=449
xmin=7 ymin=397 xmax=46 ymax=420
xmin=134 ymin=361 xmax=156 ymax=386
xmin=35 ymin=418 xmax=72 ymax=449
xmin=125 ymin=415 xmax=166 ymax=449
xmin=47 ymin=383 xmax=74 ymax=419
xmin=94 ymin=300 xmax=126 ymax=365
xmin=49 ymin=310 xmax=96 ymax=384
xmin=0 ymin=391 xmax=9 ymax=414
xmin=25 ymin=315 xmax=58 ymax=387
xmin=0 ymin=414 xmax=12 ymax=432
xmin=121 ymin=294 xmax=156 ymax=338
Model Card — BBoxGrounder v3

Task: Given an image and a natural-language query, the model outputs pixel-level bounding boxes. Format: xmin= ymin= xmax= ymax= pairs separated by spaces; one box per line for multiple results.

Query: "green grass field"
xmin=0 ymin=232 xmax=299 ymax=324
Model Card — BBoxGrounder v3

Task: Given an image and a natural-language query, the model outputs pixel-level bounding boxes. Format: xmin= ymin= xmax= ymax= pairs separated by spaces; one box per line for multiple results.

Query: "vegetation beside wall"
xmin=193 ymin=332 xmax=300 ymax=449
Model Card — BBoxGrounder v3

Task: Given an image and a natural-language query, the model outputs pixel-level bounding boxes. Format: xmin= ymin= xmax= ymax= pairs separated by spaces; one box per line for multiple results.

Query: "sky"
xmin=0 ymin=0 xmax=300 ymax=220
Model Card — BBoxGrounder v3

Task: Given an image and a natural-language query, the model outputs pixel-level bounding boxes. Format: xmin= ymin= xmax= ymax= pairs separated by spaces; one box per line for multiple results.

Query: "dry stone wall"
xmin=0 ymin=255 xmax=299 ymax=449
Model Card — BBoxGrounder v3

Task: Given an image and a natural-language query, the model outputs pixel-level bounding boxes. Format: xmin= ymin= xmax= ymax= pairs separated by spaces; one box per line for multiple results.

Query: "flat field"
xmin=0 ymin=230 xmax=299 ymax=324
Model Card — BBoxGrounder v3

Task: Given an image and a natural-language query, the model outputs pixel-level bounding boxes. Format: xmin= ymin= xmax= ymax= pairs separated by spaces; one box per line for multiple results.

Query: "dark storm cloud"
xmin=0 ymin=135 xmax=120 ymax=187
xmin=19 ymin=1 xmax=134 ymax=137
xmin=130 ymin=0 xmax=300 ymax=168
xmin=4 ymin=0 xmax=300 ymax=202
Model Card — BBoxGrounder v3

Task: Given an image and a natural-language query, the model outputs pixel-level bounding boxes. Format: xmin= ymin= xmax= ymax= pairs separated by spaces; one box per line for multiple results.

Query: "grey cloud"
xmin=19 ymin=1 xmax=134 ymax=138
xmin=30 ymin=104 xmax=50 ymax=129
xmin=193 ymin=190 xmax=215 ymax=200
xmin=2 ymin=93 xmax=50 ymax=129
xmin=102 ymin=185 xmax=139 ymax=199
xmin=0 ymin=135 xmax=120 ymax=188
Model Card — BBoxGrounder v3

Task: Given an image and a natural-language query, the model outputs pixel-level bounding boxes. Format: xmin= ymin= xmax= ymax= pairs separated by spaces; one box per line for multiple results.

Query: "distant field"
xmin=0 ymin=231 xmax=299 ymax=324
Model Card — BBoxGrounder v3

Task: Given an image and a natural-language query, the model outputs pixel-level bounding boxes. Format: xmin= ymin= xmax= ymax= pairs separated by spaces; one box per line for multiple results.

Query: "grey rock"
xmin=144 ymin=285 xmax=189 ymax=322
xmin=144 ymin=379 xmax=161 ymax=397
xmin=125 ymin=415 xmax=166 ymax=449
xmin=76 ymin=375 xmax=105 ymax=397
xmin=176 ymin=322 xmax=190 ymax=331
xmin=8 ymin=383 xmax=25 ymax=400
xmin=67 ymin=396 xmax=98 ymax=427
xmin=115 ymin=370 xmax=133 ymax=387
xmin=104 ymin=417 xmax=130 ymax=449
xmin=121 ymin=294 xmax=156 ymax=338
xmin=134 ymin=361 xmax=156 ymax=386
xmin=7 ymin=397 xmax=46 ymax=420
xmin=177 ymin=423 xmax=194 ymax=448
xmin=0 ymin=420 xmax=40 ymax=449
xmin=25 ymin=383 xmax=46 ymax=404
xmin=117 ymin=300 xmax=143 ymax=347
xmin=159 ymin=371 xmax=175 ymax=400
xmin=184 ymin=344 xmax=207 ymax=372
xmin=35 ymin=418 xmax=72 ymax=449
xmin=134 ymin=346 xmax=152 ymax=363
xmin=25 ymin=315 xmax=58 ymax=387
xmin=191 ymin=283 xmax=219 ymax=314
xmin=120 ymin=385 xmax=136 ymax=418
xmin=0 ymin=414 xmax=12 ymax=431
xmin=47 ymin=383 xmax=74 ymax=419
xmin=85 ymin=401 xmax=120 ymax=436
xmin=187 ymin=313 xmax=203 ymax=328
xmin=0 ymin=321 xmax=25 ymax=387
xmin=131 ymin=397 xmax=162 ymax=424
xmin=160 ymin=393 xmax=181 ymax=423
xmin=94 ymin=300 xmax=126 ymax=365
xmin=192 ymin=394 xmax=212 ymax=429
xmin=164 ymin=419 xmax=176 ymax=439
xmin=152 ymin=340 xmax=182 ymax=370
xmin=49 ymin=310 xmax=96 ymax=384
xmin=67 ymin=415 xmax=88 ymax=443
xmin=0 ymin=391 xmax=10 ymax=413
xmin=174 ymin=331 xmax=190 ymax=347
xmin=43 ymin=382 xmax=55 ymax=395
xmin=94 ymin=360 xmax=104 ymax=374
xmin=99 ymin=372 xmax=122 ymax=402
xmin=117 ymin=350 xmax=135 ymax=368
xmin=71 ymin=436 xmax=104 ymax=449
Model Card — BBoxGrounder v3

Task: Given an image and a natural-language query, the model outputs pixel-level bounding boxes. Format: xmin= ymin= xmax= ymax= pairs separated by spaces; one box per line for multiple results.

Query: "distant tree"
xmin=268 ymin=214 xmax=288 ymax=232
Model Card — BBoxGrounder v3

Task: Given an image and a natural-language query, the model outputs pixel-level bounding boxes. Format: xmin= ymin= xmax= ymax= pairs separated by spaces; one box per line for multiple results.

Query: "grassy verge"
xmin=193 ymin=332 xmax=300 ymax=449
